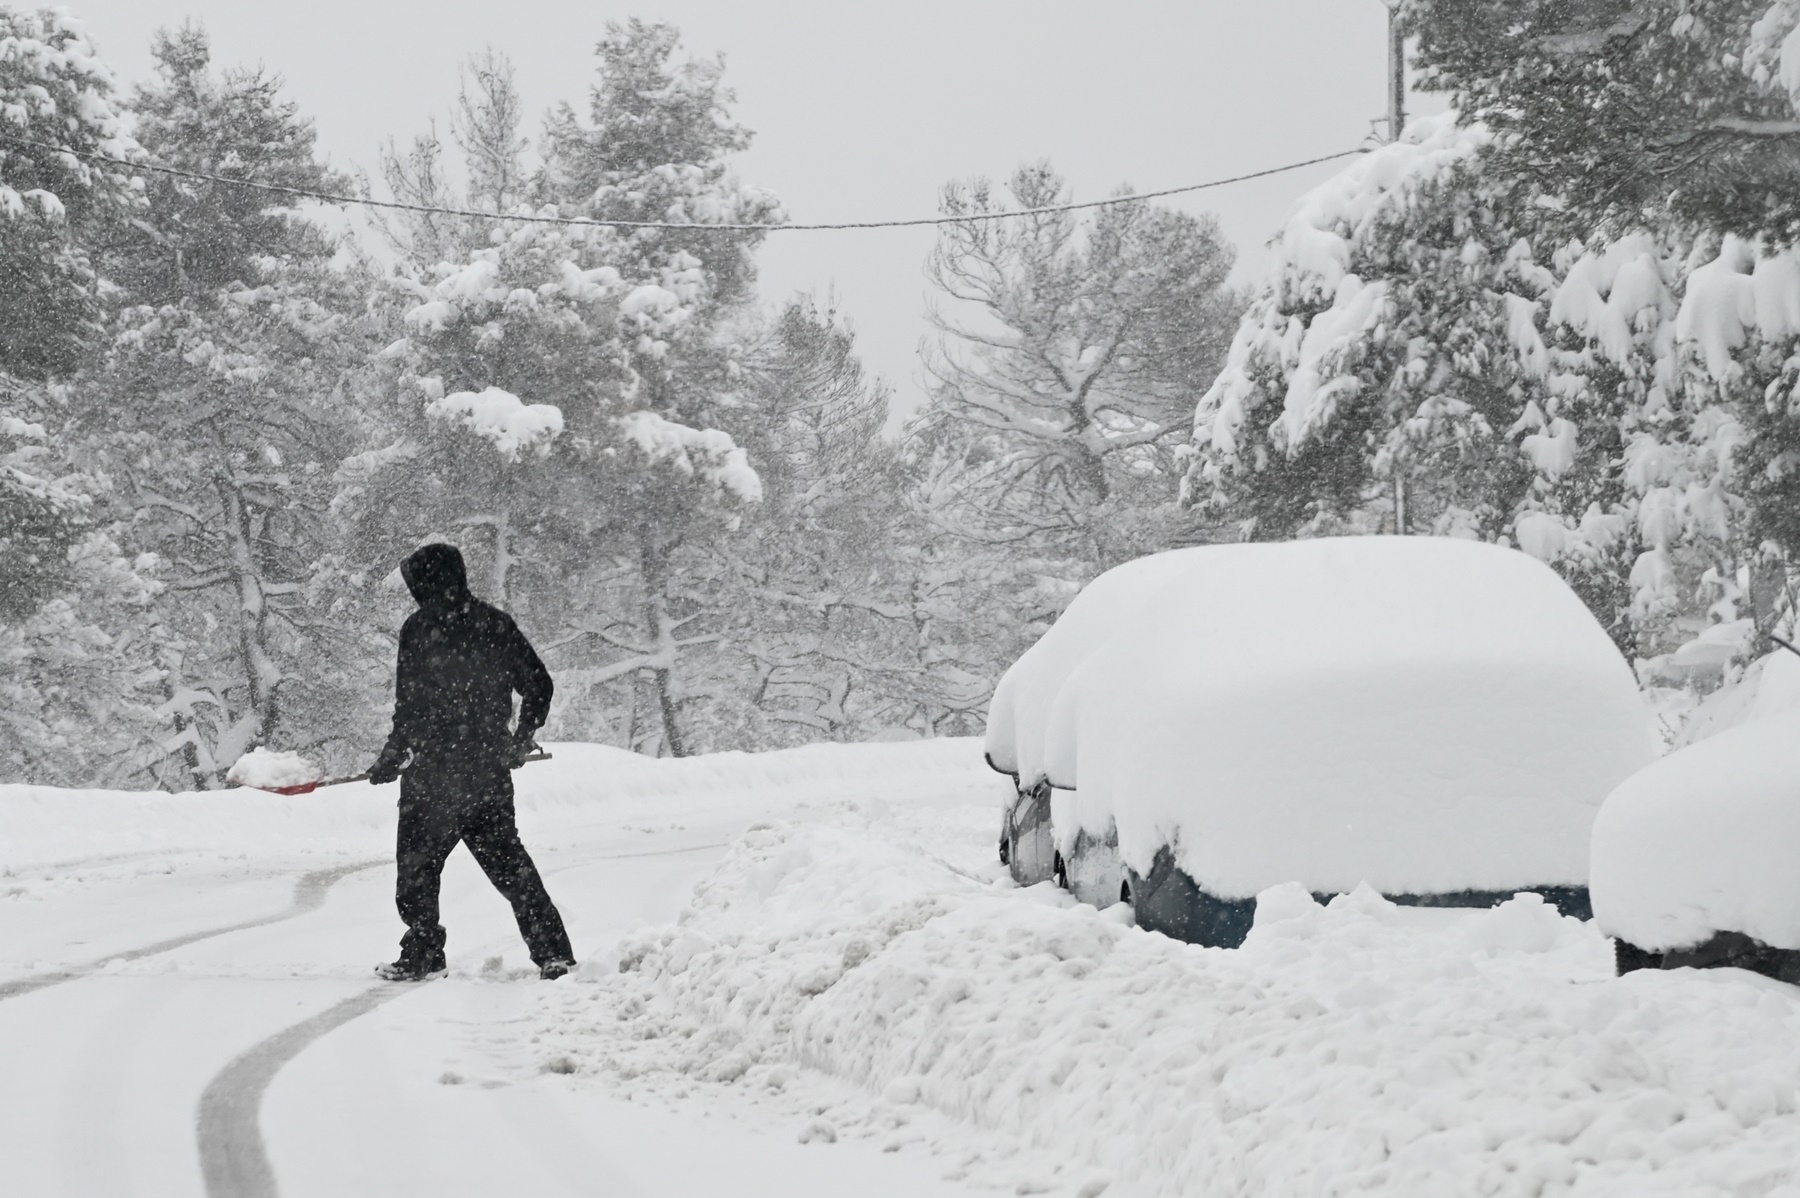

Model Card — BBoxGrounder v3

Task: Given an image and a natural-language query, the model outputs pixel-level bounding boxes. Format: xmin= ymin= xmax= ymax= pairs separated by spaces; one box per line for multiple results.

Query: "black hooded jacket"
xmin=381 ymin=543 xmax=553 ymax=769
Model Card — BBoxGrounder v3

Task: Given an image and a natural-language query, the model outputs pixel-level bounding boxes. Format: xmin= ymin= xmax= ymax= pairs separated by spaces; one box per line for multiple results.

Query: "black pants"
xmin=395 ymin=764 xmax=572 ymax=968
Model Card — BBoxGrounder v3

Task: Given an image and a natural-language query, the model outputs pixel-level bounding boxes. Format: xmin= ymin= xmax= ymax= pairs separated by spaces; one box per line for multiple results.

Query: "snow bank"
xmin=225 ymin=748 xmax=322 ymax=791
xmin=1593 ymin=708 xmax=1800 ymax=953
xmin=551 ymin=813 xmax=1800 ymax=1198
xmin=1051 ymin=536 xmax=1655 ymax=898
xmin=0 ymin=738 xmax=985 ymax=875
xmin=983 ymin=547 xmax=1210 ymax=785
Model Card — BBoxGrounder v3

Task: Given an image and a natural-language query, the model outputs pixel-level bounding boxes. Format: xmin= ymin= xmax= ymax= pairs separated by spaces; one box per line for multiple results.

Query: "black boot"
xmin=375 ymin=953 xmax=447 ymax=982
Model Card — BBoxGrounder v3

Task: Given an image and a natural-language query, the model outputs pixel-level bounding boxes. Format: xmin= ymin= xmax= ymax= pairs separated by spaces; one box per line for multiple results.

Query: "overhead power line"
xmin=0 ymin=134 xmax=1363 ymax=233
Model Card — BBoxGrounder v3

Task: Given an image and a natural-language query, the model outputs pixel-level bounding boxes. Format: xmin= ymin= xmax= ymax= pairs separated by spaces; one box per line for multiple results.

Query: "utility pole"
xmin=1386 ymin=2 xmax=1409 ymax=533
xmin=1387 ymin=4 xmax=1407 ymax=143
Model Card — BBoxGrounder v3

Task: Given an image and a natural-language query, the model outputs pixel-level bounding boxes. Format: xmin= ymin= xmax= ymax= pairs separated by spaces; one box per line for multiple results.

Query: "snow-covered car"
xmin=1593 ymin=703 xmax=1800 ymax=983
xmin=990 ymin=535 xmax=1658 ymax=948
xmin=985 ymin=547 xmax=1212 ymax=887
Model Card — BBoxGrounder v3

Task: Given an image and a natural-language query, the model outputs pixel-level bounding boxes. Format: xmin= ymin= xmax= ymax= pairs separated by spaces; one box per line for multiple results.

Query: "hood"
xmin=401 ymin=543 xmax=471 ymax=613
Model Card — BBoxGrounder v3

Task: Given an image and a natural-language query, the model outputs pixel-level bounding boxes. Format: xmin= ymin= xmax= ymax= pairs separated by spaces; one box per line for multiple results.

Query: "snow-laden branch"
xmin=618 ymin=411 xmax=762 ymax=503
xmin=427 ymin=386 xmax=563 ymax=462
xmin=1704 ymin=118 xmax=1800 ymax=136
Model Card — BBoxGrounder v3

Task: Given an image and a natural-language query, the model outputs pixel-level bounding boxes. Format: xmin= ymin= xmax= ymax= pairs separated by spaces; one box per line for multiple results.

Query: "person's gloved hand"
xmin=368 ymin=743 xmax=408 ymax=785
xmin=509 ymin=730 xmax=540 ymax=770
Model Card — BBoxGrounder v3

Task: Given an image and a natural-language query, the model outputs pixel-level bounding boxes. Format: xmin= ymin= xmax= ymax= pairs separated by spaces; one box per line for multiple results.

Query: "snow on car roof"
xmin=983 ymin=546 xmax=1213 ymax=786
xmin=1592 ymin=705 xmax=1800 ymax=953
xmin=1046 ymin=536 xmax=1655 ymax=899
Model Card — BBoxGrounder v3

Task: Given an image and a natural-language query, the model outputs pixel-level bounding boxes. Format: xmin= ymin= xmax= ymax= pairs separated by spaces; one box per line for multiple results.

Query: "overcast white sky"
xmin=71 ymin=0 xmax=1428 ymax=421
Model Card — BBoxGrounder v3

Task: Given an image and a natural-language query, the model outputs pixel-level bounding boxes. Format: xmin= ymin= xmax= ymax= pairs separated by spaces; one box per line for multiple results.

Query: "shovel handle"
xmin=240 ymin=751 xmax=554 ymax=795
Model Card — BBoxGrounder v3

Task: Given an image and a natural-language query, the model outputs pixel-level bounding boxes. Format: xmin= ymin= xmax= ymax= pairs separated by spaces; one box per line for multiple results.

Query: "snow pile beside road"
xmin=1593 ymin=708 xmax=1800 ymax=953
xmin=522 ymin=738 xmax=981 ymax=813
xmin=0 ymin=738 xmax=991 ymax=875
xmin=563 ymin=813 xmax=1800 ymax=1197
xmin=1051 ymin=536 xmax=1655 ymax=898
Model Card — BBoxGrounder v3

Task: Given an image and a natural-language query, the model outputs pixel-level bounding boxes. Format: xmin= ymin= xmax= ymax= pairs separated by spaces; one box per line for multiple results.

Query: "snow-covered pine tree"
xmin=0 ymin=11 xmax=165 ymax=785
xmin=374 ymin=48 xmax=529 ymax=269
xmin=902 ymin=163 xmax=1240 ymax=716
xmin=1 ymin=402 xmax=163 ymax=786
xmin=535 ymin=21 xmax=778 ymax=756
xmin=1188 ymin=115 xmax=1763 ymax=658
xmin=1401 ymin=0 xmax=1800 ymax=649
xmin=1191 ymin=11 xmax=1800 ymax=691
xmin=914 ymin=163 xmax=1239 ymax=586
xmin=539 ymin=21 xmax=776 ymax=316
xmin=1395 ymin=1 xmax=1800 ymax=680
xmin=709 ymin=298 xmax=974 ymax=741
xmin=0 ymin=9 xmax=141 ymax=379
xmin=346 ymin=52 xmax=571 ymax=621
xmin=1190 ymin=119 xmax=1534 ymax=543
xmin=1403 ymin=0 xmax=1800 ymax=244
xmin=348 ymin=26 xmax=772 ymax=757
xmin=0 ymin=7 xmax=140 ymax=618
xmin=69 ymin=26 xmax=380 ymax=787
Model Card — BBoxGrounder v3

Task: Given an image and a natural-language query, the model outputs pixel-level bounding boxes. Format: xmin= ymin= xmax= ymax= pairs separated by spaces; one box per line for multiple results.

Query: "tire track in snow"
xmin=0 ymin=860 xmax=384 ymax=1002
xmin=4 ymin=846 xmax=189 ymax=879
xmin=197 ymin=983 xmax=407 ymax=1198
xmin=192 ymin=838 xmax=730 ymax=1197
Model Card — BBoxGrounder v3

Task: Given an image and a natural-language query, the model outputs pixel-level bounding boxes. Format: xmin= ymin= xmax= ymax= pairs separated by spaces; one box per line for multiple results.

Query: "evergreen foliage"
xmin=28 ymin=3 xmax=1800 ymax=783
xmin=66 ymin=27 xmax=376 ymax=786
xmin=1193 ymin=1 xmax=1800 ymax=697
xmin=909 ymin=163 xmax=1243 ymax=695
xmin=1403 ymin=0 xmax=1800 ymax=244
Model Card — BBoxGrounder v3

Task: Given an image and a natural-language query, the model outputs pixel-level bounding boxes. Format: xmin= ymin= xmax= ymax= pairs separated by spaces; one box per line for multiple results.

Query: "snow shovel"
xmin=237 ymin=751 xmax=555 ymax=795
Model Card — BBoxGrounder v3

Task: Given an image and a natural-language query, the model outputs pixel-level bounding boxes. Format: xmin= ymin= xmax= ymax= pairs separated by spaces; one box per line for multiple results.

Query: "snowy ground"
xmin=5 ymin=741 xmax=1800 ymax=1196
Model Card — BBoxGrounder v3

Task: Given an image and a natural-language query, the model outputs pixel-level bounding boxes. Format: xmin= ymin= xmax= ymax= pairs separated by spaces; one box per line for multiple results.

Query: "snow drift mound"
xmin=1052 ymin=536 xmax=1656 ymax=899
xmin=556 ymin=813 xmax=1800 ymax=1198
xmin=983 ymin=547 xmax=1210 ymax=786
xmin=1592 ymin=707 xmax=1800 ymax=953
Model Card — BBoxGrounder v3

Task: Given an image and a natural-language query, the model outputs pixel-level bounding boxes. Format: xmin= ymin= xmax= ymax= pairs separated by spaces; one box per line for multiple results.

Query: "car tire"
xmin=998 ymin=834 xmax=1010 ymax=866
xmin=1053 ymin=852 xmax=1069 ymax=890
xmin=1614 ymin=938 xmax=1660 ymax=976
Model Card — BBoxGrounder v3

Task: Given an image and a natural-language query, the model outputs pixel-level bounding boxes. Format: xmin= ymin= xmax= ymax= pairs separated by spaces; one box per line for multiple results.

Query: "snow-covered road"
xmin=0 ymin=743 xmax=1009 ymax=1198
xmin=11 ymin=738 xmax=1800 ymax=1197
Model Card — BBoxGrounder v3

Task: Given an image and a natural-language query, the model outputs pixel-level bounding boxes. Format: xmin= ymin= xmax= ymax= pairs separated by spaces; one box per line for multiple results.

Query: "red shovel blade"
xmin=262 ymin=781 xmax=322 ymax=795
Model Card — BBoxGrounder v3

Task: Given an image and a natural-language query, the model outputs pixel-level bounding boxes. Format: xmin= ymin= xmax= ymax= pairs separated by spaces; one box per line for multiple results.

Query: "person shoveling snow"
xmin=365 ymin=542 xmax=576 ymax=983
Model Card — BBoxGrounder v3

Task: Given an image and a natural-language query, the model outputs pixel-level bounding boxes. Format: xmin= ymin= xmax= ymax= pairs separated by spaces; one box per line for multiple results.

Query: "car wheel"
xmin=998 ymin=834 xmax=1010 ymax=866
xmin=1053 ymin=852 xmax=1068 ymax=890
xmin=1614 ymin=938 xmax=1660 ymax=976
